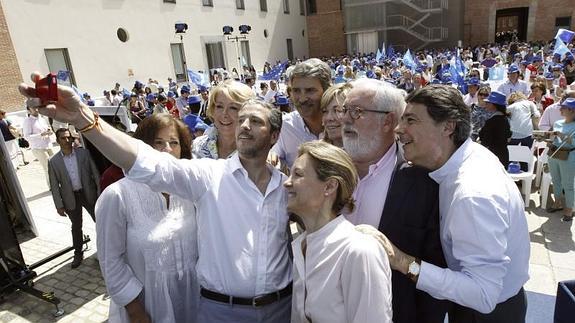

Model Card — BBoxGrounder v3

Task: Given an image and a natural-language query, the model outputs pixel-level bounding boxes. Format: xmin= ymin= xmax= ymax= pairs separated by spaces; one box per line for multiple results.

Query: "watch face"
xmin=409 ymin=261 xmax=420 ymax=275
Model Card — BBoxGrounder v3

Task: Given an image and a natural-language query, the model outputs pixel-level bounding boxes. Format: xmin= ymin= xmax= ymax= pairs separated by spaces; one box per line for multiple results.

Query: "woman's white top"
xmin=291 ymin=216 xmax=393 ymax=323
xmin=96 ymin=178 xmax=198 ymax=323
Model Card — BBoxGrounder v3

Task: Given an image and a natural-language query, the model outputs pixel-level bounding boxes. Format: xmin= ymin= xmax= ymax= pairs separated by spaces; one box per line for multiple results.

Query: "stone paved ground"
xmin=1 ymin=146 xmax=574 ymax=322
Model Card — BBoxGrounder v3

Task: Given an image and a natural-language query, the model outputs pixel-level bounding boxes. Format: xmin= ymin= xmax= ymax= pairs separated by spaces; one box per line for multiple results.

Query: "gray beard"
xmin=343 ymin=135 xmax=383 ymax=161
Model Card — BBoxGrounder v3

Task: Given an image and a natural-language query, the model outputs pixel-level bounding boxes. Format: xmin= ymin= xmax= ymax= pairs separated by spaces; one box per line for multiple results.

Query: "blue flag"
xmin=555 ymin=28 xmax=575 ymax=44
xmin=376 ymin=48 xmax=382 ymax=63
xmin=554 ymin=37 xmax=571 ymax=60
xmin=56 ymin=70 xmax=69 ymax=81
xmin=381 ymin=42 xmax=386 ymax=59
xmin=187 ymin=69 xmax=209 ymax=87
xmin=260 ymin=61 xmax=287 ymax=80
xmin=402 ymin=49 xmax=416 ymax=71
xmin=488 ymin=66 xmax=505 ymax=81
xmin=387 ymin=45 xmax=395 ymax=59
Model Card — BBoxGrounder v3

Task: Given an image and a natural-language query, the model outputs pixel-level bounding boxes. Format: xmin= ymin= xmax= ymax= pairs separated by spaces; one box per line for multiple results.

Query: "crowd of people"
xmin=14 ymin=35 xmax=575 ymax=323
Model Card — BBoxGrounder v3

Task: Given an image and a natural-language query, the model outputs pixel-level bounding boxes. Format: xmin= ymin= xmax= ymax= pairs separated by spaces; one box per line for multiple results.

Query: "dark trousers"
xmin=449 ymin=288 xmax=527 ymax=323
xmin=67 ymin=190 xmax=95 ymax=255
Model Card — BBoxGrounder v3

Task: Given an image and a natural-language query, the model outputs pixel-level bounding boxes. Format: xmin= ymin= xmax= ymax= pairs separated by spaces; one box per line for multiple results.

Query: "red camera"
xmin=36 ymin=73 xmax=58 ymax=103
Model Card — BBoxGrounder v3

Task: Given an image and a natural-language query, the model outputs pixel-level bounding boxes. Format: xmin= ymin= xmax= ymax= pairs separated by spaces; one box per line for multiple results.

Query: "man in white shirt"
xmin=271 ymin=58 xmax=331 ymax=168
xmin=263 ymin=80 xmax=278 ymax=103
xmin=48 ymin=128 xmax=100 ymax=268
xmin=463 ymin=78 xmax=480 ymax=107
xmin=383 ymin=84 xmax=530 ymax=322
xmin=497 ymin=65 xmax=531 ymax=99
xmin=344 ymin=79 xmax=451 ymax=323
xmin=22 ymin=104 xmax=54 ymax=185
xmin=20 ymin=75 xmax=293 ymax=322
xmin=175 ymin=85 xmax=191 ymax=117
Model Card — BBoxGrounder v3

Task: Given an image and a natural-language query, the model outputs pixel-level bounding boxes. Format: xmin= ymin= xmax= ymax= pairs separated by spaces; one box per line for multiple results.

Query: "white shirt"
xmin=264 ymin=89 xmax=278 ymax=103
xmin=126 ymin=142 xmax=291 ymax=297
xmin=463 ymin=92 xmax=479 ymax=107
xmin=62 ymin=150 xmax=82 ymax=191
xmin=271 ymin=111 xmax=319 ymax=168
xmin=22 ymin=115 xmax=52 ymax=149
xmin=291 ymin=216 xmax=392 ymax=323
xmin=538 ymin=102 xmax=563 ymax=131
xmin=112 ymin=95 xmax=123 ymax=106
xmin=496 ymin=79 xmax=531 ymax=99
xmin=344 ymin=144 xmax=397 ymax=228
xmin=175 ymin=96 xmax=189 ymax=117
xmin=417 ymin=139 xmax=530 ymax=314
xmin=96 ymin=178 xmax=198 ymax=323
xmin=507 ymin=99 xmax=540 ymax=138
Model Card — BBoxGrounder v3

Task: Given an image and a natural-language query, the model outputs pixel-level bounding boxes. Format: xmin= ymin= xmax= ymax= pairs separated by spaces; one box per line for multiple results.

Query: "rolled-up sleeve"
xmin=96 ymin=184 xmax=143 ymax=306
xmin=416 ymin=196 xmax=509 ymax=314
xmin=125 ymin=140 xmax=211 ymax=202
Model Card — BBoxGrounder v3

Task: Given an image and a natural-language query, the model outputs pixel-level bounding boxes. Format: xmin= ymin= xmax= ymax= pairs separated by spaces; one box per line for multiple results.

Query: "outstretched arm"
xmin=19 ymin=72 xmax=138 ymax=171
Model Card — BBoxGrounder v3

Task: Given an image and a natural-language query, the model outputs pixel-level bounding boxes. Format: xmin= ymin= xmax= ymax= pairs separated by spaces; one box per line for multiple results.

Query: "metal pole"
xmin=234 ymin=38 xmax=243 ymax=79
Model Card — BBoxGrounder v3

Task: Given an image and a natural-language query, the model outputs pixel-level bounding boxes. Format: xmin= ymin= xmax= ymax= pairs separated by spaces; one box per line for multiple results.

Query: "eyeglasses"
xmin=336 ymin=106 xmax=389 ymax=120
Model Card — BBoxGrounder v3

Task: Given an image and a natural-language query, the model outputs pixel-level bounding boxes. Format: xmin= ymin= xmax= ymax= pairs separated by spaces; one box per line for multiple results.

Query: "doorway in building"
xmin=495 ymin=7 xmax=528 ymax=43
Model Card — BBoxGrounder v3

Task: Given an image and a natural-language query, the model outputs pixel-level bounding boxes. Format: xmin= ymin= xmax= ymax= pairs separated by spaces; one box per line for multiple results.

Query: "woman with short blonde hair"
xmin=320 ymin=83 xmax=352 ymax=147
xmin=285 ymin=141 xmax=392 ymax=323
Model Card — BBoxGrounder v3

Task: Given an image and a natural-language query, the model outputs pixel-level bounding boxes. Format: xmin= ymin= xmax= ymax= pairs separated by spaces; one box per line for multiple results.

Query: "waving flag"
xmin=387 ymin=44 xmax=395 ymax=59
xmin=402 ymin=49 xmax=417 ymax=71
xmin=376 ymin=48 xmax=382 ymax=63
xmin=488 ymin=66 xmax=506 ymax=81
xmin=553 ymin=37 xmax=571 ymax=60
xmin=56 ymin=70 xmax=69 ymax=81
xmin=259 ymin=61 xmax=287 ymax=80
xmin=381 ymin=42 xmax=386 ymax=59
xmin=187 ymin=69 xmax=209 ymax=87
xmin=556 ymin=28 xmax=575 ymax=44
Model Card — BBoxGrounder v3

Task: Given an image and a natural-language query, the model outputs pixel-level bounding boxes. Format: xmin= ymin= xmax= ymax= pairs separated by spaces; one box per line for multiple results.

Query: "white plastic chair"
xmin=540 ymin=171 xmax=553 ymax=209
xmin=535 ymin=145 xmax=549 ymax=188
xmin=507 ymin=145 xmax=537 ymax=207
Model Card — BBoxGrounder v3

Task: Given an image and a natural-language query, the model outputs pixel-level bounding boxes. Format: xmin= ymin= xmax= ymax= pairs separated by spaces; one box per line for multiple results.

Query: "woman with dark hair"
xmin=286 ymin=141 xmax=392 ymax=323
xmin=96 ymin=113 xmax=197 ymax=323
xmin=479 ymin=91 xmax=512 ymax=167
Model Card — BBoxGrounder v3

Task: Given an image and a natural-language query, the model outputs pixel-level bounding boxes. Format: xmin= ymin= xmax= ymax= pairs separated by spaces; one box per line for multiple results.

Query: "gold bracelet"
xmin=78 ymin=112 xmax=101 ymax=133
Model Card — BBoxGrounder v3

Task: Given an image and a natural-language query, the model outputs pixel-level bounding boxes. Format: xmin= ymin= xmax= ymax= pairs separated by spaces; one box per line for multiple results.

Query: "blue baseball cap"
xmin=275 ymin=96 xmax=289 ymax=105
xmin=198 ymin=85 xmax=208 ymax=93
xmin=508 ymin=65 xmax=519 ymax=74
xmin=187 ymin=95 xmax=201 ymax=105
xmin=532 ymin=56 xmax=542 ymax=62
xmin=146 ymin=93 xmax=156 ymax=101
xmin=167 ymin=91 xmax=176 ymax=98
xmin=467 ymin=77 xmax=480 ymax=86
xmin=484 ymin=91 xmax=507 ymax=106
xmin=552 ymin=64 xmax=563 ymax=70
xmin=181 ymin=85 xmax=190 ymax=93
xmin=194 ymin=121 xmax=209 ymax=132
xmin=561 ymin=98 xmax=575 ymax=110
xmin=544 ymin=72 xmax=555 ymax=80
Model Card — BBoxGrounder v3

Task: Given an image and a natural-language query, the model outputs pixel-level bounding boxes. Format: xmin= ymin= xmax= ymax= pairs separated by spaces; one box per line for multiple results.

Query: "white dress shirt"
xmin=344 ymin=144 xmax=397 ymax=228
xmin=463 ymin=92 xmax=479 ymax=107
xmin=264 ymin=90 xmax=277 ymax=103
xmin=538 ymin=102 xmax=563 ymax=131
xmin=126 ymin=141 xmax=291 ymax=297
xmin=291 ymin=216 xmax=393 ymax=323
xmin=22 ymin=115 xmax=52 ymax=149
xmin=417 ymin=139 xmax=530 ymax=314
xmin=62 ymin=150 xmax=82 ymax=191
xmin=496 ymin=79 xmax=531 ymax=99
xmin=271 ymin=111 xmax=319 ymax=168
xmin=507 ymin=99 xmax=540 ymax=139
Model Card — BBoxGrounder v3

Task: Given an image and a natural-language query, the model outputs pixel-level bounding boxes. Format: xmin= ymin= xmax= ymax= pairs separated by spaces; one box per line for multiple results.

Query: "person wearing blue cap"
xmin=551 ymin=64 xmax=567 ymax=89
xmin=547 ymin=97 xmax=575 ymax=222
xmin=496 ymin=64 xmax=530 ymax=99
xmin=479 ymin=91 xmax=512 ymax=167
xmin=463 ymin=78 xmax=481 ymax=106
xmin=175 ymin=85 xmax=191 ymax=117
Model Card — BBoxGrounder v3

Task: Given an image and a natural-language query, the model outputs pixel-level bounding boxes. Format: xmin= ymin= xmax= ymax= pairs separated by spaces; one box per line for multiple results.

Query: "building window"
xmin=556 ymin=17 xmax=572 ymax=28
xmin=236 ymin=0 xmax=245 ymax=9
xmin=202 ymin=0 xmax=213 ymax=6
xmin=163 ymin=0 xmax=176 ymax=3
xmin=240 ymin=40 xmax=252 ymax=67
xmin=44 ymin=48 xmax=76 ymax=87
xmin=260 ymin=0 xmax=267 ymax=12
xmin=307 ymin=0 xmax=317 ymax=15
xmin=299 ymin=0 xmax=305 ymax=15
xmin=283 ymin=0 xmax=290 ymax=14
xmin=205 ymin=42 xmax=225 ymax=69
xmin=286 ymin=38 xmax=294 ymax=60
xmin=170 ymin=43 xmax=188 ymax=83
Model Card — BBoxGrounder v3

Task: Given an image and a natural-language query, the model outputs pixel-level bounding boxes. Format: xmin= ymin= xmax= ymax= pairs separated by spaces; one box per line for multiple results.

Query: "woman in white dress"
xmin=96 ymin=113 xmax=198 ymax=323
xmin=284 ymin=141 xmax=393 ymax=323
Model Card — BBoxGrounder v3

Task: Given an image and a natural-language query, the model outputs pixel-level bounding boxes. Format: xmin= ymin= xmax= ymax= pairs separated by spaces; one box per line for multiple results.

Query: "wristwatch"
xmin=406 ymin=258 xmax=421 ymax=281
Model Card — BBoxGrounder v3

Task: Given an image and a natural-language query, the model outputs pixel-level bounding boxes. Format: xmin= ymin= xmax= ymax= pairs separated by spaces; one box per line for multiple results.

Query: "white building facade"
xmin=2 ymin=0 xmax=308 ymax=95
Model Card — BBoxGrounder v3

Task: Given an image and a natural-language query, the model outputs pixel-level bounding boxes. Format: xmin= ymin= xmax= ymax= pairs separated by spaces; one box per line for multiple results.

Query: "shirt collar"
xmin=367 ymin=143 xmax=397 ymax=176
xmin=227 ymin=152 xmax=285 ymax=196
xmin=429 ymin=138 xmax=473 ymax=185
xmin=61 ymin=148 xmax=76 ymax=158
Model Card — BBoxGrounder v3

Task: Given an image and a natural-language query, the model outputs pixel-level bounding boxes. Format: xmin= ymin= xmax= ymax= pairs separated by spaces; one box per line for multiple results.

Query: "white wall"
xmin=2 ymin=0 xmax=308 ymax=95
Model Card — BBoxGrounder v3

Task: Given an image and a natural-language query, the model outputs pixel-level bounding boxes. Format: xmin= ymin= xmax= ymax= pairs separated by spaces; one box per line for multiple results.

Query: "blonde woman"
xmin=320 ymin=83 xmax=352 ymax=147
xmin=192 ymin=79 xmax=255 ymax=159
xmin=285 ymin=141 xmax=392 ymax=323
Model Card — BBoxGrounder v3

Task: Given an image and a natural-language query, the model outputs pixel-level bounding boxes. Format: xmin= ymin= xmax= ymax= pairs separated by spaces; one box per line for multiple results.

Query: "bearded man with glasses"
xmin=342 ymin=78 xmax=452 ymax=323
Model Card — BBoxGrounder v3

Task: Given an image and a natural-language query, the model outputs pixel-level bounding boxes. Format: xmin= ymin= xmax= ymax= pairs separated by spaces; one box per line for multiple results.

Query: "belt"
xmin=200 ymin=282 xmax=292 ymax=307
